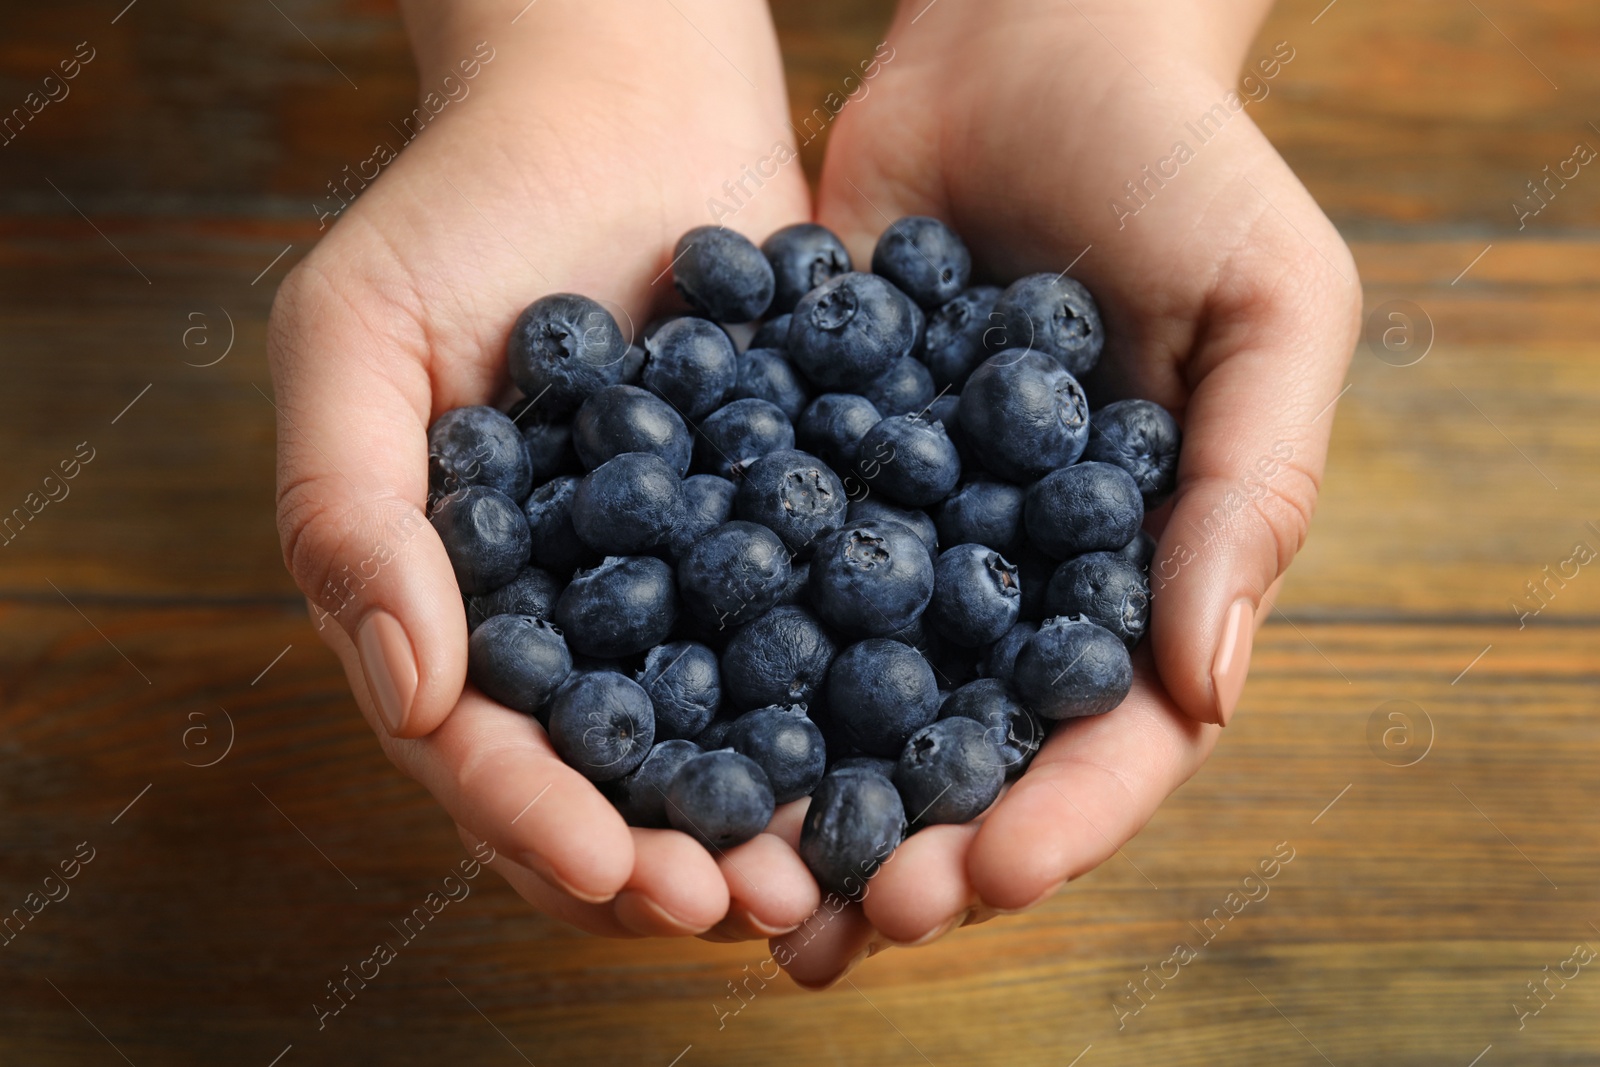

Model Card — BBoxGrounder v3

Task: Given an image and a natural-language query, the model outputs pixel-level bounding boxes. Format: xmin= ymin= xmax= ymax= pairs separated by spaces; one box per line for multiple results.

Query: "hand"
xmin=268 ymin=0 xmax=822 ymax=940
xmin=774 ymin=0 xmax=1359 ymax=985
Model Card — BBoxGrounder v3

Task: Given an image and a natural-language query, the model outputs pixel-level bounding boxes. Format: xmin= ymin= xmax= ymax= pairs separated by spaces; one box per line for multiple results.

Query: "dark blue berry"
xmin=431 ymin=486 xmax=530 ymax=595
xmin=929 ymin=543 xmax=1022 ymax=647
xmin=467 ymin=614 xmax=573 ymax=717
xmin=938 ymin=678 xmax=1042 ymax=780
xmin=1045 ymin=552 xmax=1150 ymax=648
xmin=871 ymin=216 xmax=971 ymax=309
xmin=921 ymin=286 xmax=1001 ymax=390
xmin=608 ymin=738 xmax=702 ymax=828
xmin=734 ymin=449 xmax=847 ymax=558
xmin=429 ymin=406 xmax=533 ymax=502
xmin=720 ymin=604 xmax=837 ymax=713
xmin=672 ymin=226 xmax=775 ymax=323
xmin=553 ymin=556 xmax=678 ymax=658
xmin=666 ymin=749 xmax=775 ymax=849
xmin=797 ymin=393 xmax=881 ymax=473
xmin=985 ymin=273 xmax=1104 ymax=377
xmin=934 ymin=478 xmax=1026 ymax=555
xmin=750 ymin=313 xmax=792 ymax=352
xmin=828 ymin=755 xmax=897 ymax=778
xmin=775 ymin=560 xmax=811 ymax=605
xmin=546 ymin=670 xmax=656 ymax=781
xmin=507 ymin=294 xmax=629 ymax=414
xmin=466 ymin=566 xmax=561 ymax=632
xmin=1012 ymin=543 xmax=1056 ymax=623
xmin=787 ymin=272 xmax=916 ymax=391
xmin=894 ymin=716 xmax=1004 ymax=825
xmin=573 ymin=384 xmax=692 ymax=475
xmin=730 ymin=347 xmax=810 ymax=422
xmin=981 ymin=621 xmax=1038 ymax=685
xmin=669 ymin=473 xmax=737 ymax=558
xmin=808 ymin=519 xmax=935 ymax=638
xmin=641 ymin=317 xmax=738 ymax=419
xmin=825 ymin=638 xmax=940 ymax=756
xmin=847 ymin=497 xmax=939 ymax=556
xmin=959 ymin=349 xmax=1090 ymax=482
xmin=571 ymin=452 xmax=684 ymax=555
xmin=512 ymin=408 xmax=581 ymax=483
xmin=762 ymin=222 xmax=853 ymax=314
xmin=855 ymin=414 xmax=962 ymax=507
xmin=1118 ymin=529 xmax=1157 ymax=572
xmin=860 ymin=356 xmax=936 ymax=418
xmin=1084 ymin=399 xmax=1182 ymax=507
xmin=677 ymin=520 xmax=792 ymax=629
xmin=522 ymin=475 xmax=599 ymax=577
xmin=1013 ymin=616 xmax=1133 ymax=720
xmin=926 ymin=393 xmax=979 ymax=473
xmin=694 ymin=398 xmax=794 ymax=480
xmin=637 ymin=640 xmax=722 ymax=739
xmin=727 ymin=704 xmax=828 ymax=804
xmin=1024 ymin=461 xmax=1144 ymax=560
xmin=799 ymin=770 xmax=905 ymax=896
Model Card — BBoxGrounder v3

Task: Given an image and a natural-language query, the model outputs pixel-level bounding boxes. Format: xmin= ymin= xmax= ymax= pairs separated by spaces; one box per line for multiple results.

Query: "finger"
xmin=770 ymin=901 xmax=877 ymax=990
xmin=269 ymin=262 xmax=466 ymax=741
xmin=613 ymin=828 xmax=730 ymax=936
xmin=1143 ymin=170 xmax=1359 ymax=726
xmin=708 ymin=832 xmax=821 ymax=940
xmin=390 ymin=686 xmax=635 ymax=903
xmin=968 ymin=658 xmax=1218 ymax=910
xmin=764 ymin=797 xmax=809 ymax=851
xmin=455 ymin=823 xmax=638 ymax=939
xmin=862 ymin=822 xmax=979 ymax=946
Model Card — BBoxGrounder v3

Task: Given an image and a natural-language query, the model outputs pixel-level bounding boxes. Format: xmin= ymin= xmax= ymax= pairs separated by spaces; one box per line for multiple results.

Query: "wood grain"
xmin=2 ymin=0 xmax=1599 ymax=1064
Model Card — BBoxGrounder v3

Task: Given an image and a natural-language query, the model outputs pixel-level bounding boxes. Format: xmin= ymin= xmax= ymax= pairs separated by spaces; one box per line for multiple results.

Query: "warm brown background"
xmin=2 ymin=0 xmax=1598 ymax=1063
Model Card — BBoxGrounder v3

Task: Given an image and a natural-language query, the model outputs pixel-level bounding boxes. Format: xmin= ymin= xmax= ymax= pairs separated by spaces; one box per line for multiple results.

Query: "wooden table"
xmin=3 ymin=1 xmax=1597 ymax=1063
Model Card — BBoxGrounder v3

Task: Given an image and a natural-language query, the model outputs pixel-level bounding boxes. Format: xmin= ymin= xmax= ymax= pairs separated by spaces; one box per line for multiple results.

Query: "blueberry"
xmin=1083 ymin=399 xmax=1182 ymax=508
xmin=921 ymin=286 xmax=1001 ymax=389
xmin=513 ymin=409 xmax=581 ymax=483
xmin=934 ymin=478 xmax=1026 ymax=555
xmin=871 ymin=216 xmax=971 ymax=309
xmin=797 ymin=393 xmax=882 ymax=473
xmin=677 ymin=520 xmax=792 ymax=629
xmin=522 ymin=475 xmax=599 ymax=577
xmin=828 ymin=755 xmax=897 ymax=778
xmin=775 ymin=560 xmax=811 ymax=605
xmin=553 ymin=556 xmax=678 ymax=658
xmin=734 ymin=449 xmax=847 ymax=558
xmin=808 ymin=519 xmax=935 ymax=638
xmin=1013 ymin=616 xmax=1133 ymax=720
xmin=428 ymin=406 xmax=533 ymax=502
xmin=926 ymin=393 xmax=979 ymax=473
xmin=985 ymin=273 xmax=1104 ymax=378
xmin=860 ymin=356 xmax=936 ymax=418
xmin=729 ymin=347 xmax=810 ymax=422
xmin=507 ymin=294 xmax=629 ymax=414
xmin=799 ymin=770 xmax=906 ymax=897
xmin=635 ymin=640 xmax=721 ymax=740
xmin=1118 ymin=529 xmax=1158 ymax=572
xmin=619 ymin=342 xmax=648 ymax=385
xmin=465 ymin=566 xmax=562 ymax=632
xmin=572 ymin=385 xmax=692 ymax=475
xmin=691 ymin=713 xmax=738 ymax=751
xmin=981 ymin=621 xmax=1038 ymax=685
xmin=720 ymin=604 xmax=837 ymax=712
xmin=467 ymin=614 xmax=573 ymax=717
xmin=825 ymin=638 xmax=940 ymax=756
xmin=571 ymin=452 xmax=684 ymax=555
xmin=901 ymin=290 xmax=927 ymax=359
xmin=855 ymin=414 xmax=961 ymax=507
xmin=929 ymin=543 xmax=1022 ymax=647
xmin=787 ymin=273 xmax=916 ymax=391
xmin=695 ymin=398 xmax=795 ymax=480
xmin=669 ymin=473 xmax=737 ymax=558
xmin=893 ymin=717 xmax=1004 ymax=825
xmin=750 ymin=313 xmax=792 ymax=352
xmin=847 ymin=497 xmax=939 ymax=556
xmin=1045 ymin=552 xmax=1150 ymax=648
xmin=959 ymin=349 xmax=1090 ymax=482
xmin=938 ymin=678 xmax=1043 ymax=780
xmin=1024 ymin=461 xmax=1144 ymax=560
xmin=672 ymin=226 xmax=775 ymax=323
xmin=727 ymin=704 xmax=828 ymax=804
xmin=641 ymin=317 xmax=738 ymax=419
xmin=608 ymin=738 xmax=702 ymax=828
xmin=1012 ymin=543 xmax=1056 ymax=623
xmin=666 ymin=749 xmax=775 ymax=849
xmin=546 ymin=670 xmax=656 ymax=781
xmin=431 ymin=486 xmax=531 ymax=595
xmin=762 ymin=222 xmax=853 ymax=314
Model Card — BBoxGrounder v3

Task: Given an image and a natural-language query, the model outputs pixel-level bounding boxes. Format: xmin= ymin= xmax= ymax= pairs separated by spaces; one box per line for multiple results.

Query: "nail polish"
xmin=1211 ymin=597 xmax=1255 ymax=726
xmin=357 ymin=611 xmax=416 ymax=736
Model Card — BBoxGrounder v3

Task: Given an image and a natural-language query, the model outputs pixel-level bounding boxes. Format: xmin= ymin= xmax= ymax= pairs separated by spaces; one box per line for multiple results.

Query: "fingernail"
xmin=795 ymin=946 xmax=870 ymax=991
xmin=614 ymin=891 xmax=703 ymax=937
xmin=357 ymin=611 xmax=416 ymax=736
xmin=741 ymin=912 xmax=800 ymax=938
xmin=520 ymin=851 xmax=616 ymax=904
xmin=900 ymin=909 xmax=970 ymax=947
xmin=996 ymin=878 xmax=1067 ymax=915
xmin=1211 ymin=598 xmax=1255 ymax=727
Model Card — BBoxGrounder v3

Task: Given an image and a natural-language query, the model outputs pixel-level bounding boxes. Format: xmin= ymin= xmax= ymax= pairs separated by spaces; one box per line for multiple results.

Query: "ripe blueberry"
xmin=677 ymin=520 xmax=792 ymax=629
xmin=762 ymin=222 xmax=853 ymax=314
xmin=669 ymin=473 xmax=736 ymax=558
xmin=552 ymin=555 xmax=678 ymax=658
xmin=545 ymin=670 xmax=656 ymax=782
xmin=934 ymin=478 xmax=1026 ymax=555
xmin=572 ymin=384 xmax=692 ymax=475
xmin=730 ymin=347 xmax=810 ymax=422
xmin=825 ymin=638 xmax=940 ymax=757
xmin=672 ymin=226 xmax=775 ymax=323
xmin=1024 ymin=461 xmax=1144 ymax=560
xmin=894 ymin=717 xmax=1005 ymax=825
xmin=808 ymin=519 xmax=935 ymax=638
xmin=641 ymin=317 xmax=738 ymax=419
xmin=1045 ymin=551 xmax=1150 ymax=648
xmin=959 ymin=349 xmax=1090 ymax=482
xmin=428 ymin=405 xmax=533 ymax=503
xmin=938 ymin=678 xmax=1042 ymax=779
xmin=855 ymin=413 xmax=962 ymax=507
xmin=608 ymin=738 xmax=702 ymax=828
xmin=985 ymin=273 xmax=1104 ymax=377
xmin=1083 ymin=399 xmax=1182 ymax=507
xmin=734 ymin=448 xmax=847 ymax=558
xmin=921 ymin=285 xmax=1001 ymax=390
xmin=522 ymin=475 xmax=599 ymax=577
xmin=465 ymin=565 xmax=561 ymax=632
xmin=694 ymin=398 xmax=795 ymax=480
xmin=928 ymin=543 xmax=1022 ymax=647
xmin=467 ymin=614 xmax=573 ymax=718
xmin=666 ymin=749 xmax=776 ymax=850
xmin=430 ymin=485 xmax=530 ymax=595
xmin=787 ymin=272 xmax=916 ymax=391
xmin=799 ymin=770 xmax=906 ymax=897
xmin=871 ymin=216 xmax=971 ymax=309
xmin=860 ymin=356 xmax=936 ymax=418
xmin=506 ymin=294 xmax=629 ymax=414
xmin=570 ymin=452 xmax=684 ymax=555
xmin=727 ymin=704 xmax=828 ymax=804
xmin=1013 ymin=616 xmax=1133 ymax=720
xmin=797 ymin=393 xmax=881 ymax=474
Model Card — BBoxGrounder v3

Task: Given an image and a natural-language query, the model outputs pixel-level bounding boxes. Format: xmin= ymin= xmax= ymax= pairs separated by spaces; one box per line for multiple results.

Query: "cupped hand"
xmin=775 ymin=0 xmax=1359 ymax=985
xmin=267 ymin=0 xmax=821 ymax=940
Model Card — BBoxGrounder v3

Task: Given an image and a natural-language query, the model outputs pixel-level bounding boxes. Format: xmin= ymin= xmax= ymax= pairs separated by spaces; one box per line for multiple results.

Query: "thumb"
xmin=1146 ymin=235 xmax=1359 ymax=727
xmin=268 ymin=265 xmax=467 ymax=739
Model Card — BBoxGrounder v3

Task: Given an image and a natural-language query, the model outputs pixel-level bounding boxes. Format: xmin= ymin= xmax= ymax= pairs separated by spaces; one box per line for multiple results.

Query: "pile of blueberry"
xmin=428 ymin=217 xmax=1180 ymax=896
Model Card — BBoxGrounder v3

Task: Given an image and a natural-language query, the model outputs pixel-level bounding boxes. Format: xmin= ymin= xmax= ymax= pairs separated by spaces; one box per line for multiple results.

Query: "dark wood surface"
xmin=3 ymin=1 xmax=1600 ymax=1063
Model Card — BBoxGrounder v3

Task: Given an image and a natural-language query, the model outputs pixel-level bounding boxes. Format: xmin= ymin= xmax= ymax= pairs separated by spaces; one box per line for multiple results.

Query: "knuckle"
xmin=1243 ymin=461 xmax=1319 ymax=574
